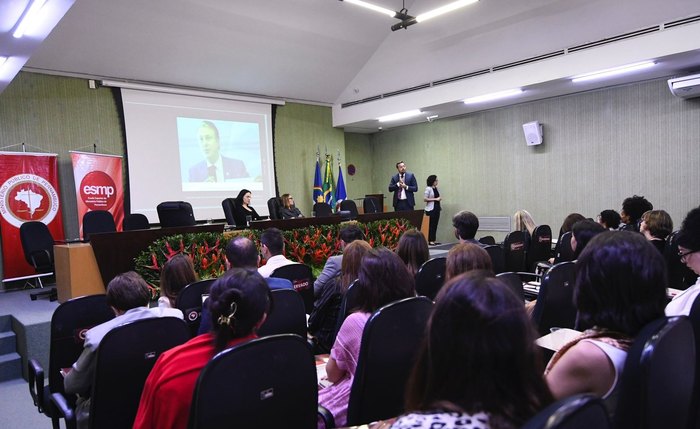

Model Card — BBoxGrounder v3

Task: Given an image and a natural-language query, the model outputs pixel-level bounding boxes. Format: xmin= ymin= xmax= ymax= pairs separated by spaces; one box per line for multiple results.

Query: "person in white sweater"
xmin=666 ymin=206 xmax=700 ymax=316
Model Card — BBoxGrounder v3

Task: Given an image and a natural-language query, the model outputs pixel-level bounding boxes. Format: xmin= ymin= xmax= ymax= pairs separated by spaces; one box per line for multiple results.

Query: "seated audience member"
xmin=597 ymin=209 xmax=621 ymax=230
xmin=396 ymin=229 xmax=430 ymax=277
xmin=545 ymin=232 xmax=667 ymax=414
xmin=640 ymin=209 xmax=673 ymax=254
xmin=159 ymin=254 xmax=198 ymax=309
xmin=445 ymin=243 xmax=493 ymax=281
xmin=513 ymin=209 xmax=537 ymax=247
xmin=549 ymin=212 xmax=586 ymax=263
xmin=452 ymin=210 xmax=481 ymax=245
xmin=308 ymin=240 xmax=372 ymax=353
xmin=280 ymin=193 xmax=304 ymax=219
xmin=314 ymin=224 xmax=365 ymax=297
xmin=232 ymin=188 xmax=263 ymax=226
xmin=392 ymin=271 xmax=552 ymax=429
xmin=65 ymin=272 xmax=182 ymax=428
xmin=133 ymin=269 xmax=270 ymax=429
xmin=257 ymin=227 xmax=296 ymax=277
xmin=319 ymin=248 xmax=416 ymax=426
xmin=570 ymin=219 xmax=606 ymax=259
xmin=618 ymin=195 xmax=653 ymax=232
xmin=666 ymin=206 xmax=700 ymax=316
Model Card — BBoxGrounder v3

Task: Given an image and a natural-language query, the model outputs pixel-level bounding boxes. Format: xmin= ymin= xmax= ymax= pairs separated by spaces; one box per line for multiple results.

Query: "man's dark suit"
xmin=188 ymin=156 xmax=249 ymax=182
xmin=388 ymin=171 xmax=418 ymax=210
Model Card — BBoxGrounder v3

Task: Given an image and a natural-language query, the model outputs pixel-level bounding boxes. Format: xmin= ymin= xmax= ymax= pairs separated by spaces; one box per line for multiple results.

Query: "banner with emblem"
xmin=0 ymin=152 xmax=65 ymax=279
xmin=70 ymin=152 xmax=124 ymax=236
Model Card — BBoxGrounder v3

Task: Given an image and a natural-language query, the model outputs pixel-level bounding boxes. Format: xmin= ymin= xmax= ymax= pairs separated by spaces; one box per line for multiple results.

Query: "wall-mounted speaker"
xmin=522 ymin=121 xmax=543 ymax=146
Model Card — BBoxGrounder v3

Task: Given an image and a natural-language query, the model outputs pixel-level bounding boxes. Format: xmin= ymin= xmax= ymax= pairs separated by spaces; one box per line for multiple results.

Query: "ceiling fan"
xmin=339 ymin=0 xmax=479 ymax=31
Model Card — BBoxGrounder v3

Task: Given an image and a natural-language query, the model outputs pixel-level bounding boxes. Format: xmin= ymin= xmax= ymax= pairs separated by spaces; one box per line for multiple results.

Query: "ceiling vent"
xmin=668 ymin=73 xmax=700 ymax=99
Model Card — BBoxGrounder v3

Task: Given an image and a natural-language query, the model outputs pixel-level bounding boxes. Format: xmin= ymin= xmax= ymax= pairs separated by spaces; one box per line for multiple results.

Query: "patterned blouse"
xmin=391 ymin=411 xmax=490 ymax=429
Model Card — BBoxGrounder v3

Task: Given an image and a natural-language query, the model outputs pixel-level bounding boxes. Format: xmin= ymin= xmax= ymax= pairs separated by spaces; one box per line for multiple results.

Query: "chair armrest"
xmin=27 ymin=358 xmax=45 ymax=410
xmin=318 ymin=405 xmax=335 ymax=429
xmin=50 ymin=392 xmax=77 ymax=429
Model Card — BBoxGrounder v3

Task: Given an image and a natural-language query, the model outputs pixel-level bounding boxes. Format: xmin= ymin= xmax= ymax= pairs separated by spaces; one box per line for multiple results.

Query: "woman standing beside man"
xmin=424 ymin=175 xmax=442 ymax=245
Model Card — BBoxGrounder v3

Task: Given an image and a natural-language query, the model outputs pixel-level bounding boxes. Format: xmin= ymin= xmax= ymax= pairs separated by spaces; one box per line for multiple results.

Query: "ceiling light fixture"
xmin=378 ymin=109 xmax=422 ymax=122
xmin=464 ymin=88 xmax=523 ymax=104
xmin=13 ymin=0 xmax=48 ymax=38
xmin=416 ymin=0 xmax=479 ymax=23
xmin=571 ymin=61 xmax=656 ymax=83
xmin=339 ymin=0 xmax=479 ymax=31
xmin=343 ymin=0 xmax=396 ymax=18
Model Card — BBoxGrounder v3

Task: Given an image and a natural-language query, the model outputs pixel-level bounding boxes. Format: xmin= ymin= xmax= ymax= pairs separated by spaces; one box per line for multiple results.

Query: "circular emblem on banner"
xmin=79 ymin=171 xmax=117 ymax=211
xmin=0 ymin=174 xmax=60 ymax=228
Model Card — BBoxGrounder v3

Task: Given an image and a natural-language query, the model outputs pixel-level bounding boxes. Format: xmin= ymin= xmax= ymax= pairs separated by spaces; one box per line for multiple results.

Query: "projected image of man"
xmin=188 ymin=120 xmax=249 ymax=182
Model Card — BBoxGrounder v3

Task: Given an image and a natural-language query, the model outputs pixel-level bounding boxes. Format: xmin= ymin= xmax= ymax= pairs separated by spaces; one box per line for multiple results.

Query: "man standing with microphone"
xmin=388 ymin=161 xmax=418 ymax=211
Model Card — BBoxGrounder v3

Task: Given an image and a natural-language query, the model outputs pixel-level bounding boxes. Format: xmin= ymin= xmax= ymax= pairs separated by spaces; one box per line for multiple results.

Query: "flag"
xmin=335 ymin=162 xmax=347 ymax=208
xmin=322 ymin=155 xmax=335 ymax=208
xmin=313 ymin=156 xmax=323 ymax=203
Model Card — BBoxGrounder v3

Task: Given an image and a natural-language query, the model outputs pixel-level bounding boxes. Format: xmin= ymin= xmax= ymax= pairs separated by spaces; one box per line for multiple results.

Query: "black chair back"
xmin=175 ymin=279 xmax=216 ymax=337
xmin=478 ymin=235 xmax=496 ymax=245
xmin=666 ymin=230 xmax=698 ymax=289
xmin=553 ymin=231 xmax=575 ymax=264
xmin=521 ymin=394 xmax=610 ymax=429
xmin=267 ymin=197 xmax=282 ymax=220
xmin=339 ymin=200 xmax=359 ymax=219
xmin=313 ymin=202 xmax=333 ymax=217
xmin=221 ymin=198 xmax=237 ymax=226
xmin=258 ymin=288 xmax=307 ymax=338
xmin=495 ymin=272 xmax=525 ymax=301
xmin=615 ymin=316 xmax=695 ymax=429
xmin=82 ymin=210 xmax=116 ymax=240
xmin=415 ymin=256 xmax=447 ymax=300
xmin=156 ymin=201 xmax=196 ymax=227
xmin=502 ymin=230 xmax=526 ymax=272
xmin=89 ymin=317 xmax=189 ymax=429
xmin=483 ymin=244 xmax=506 ymax=274
xmin=531 ymin=261 xmax=577 ymax=336
xmin=363 ymin=197 xmax=381 ymax=214
xmin=333 ymin=279 xmax=360 ymax=344
xmin=122 ymin=213 xmax=149 ymax=231
xmin=347 ymin=296 xmax=433 ymax=426
xmin=527 ymin=224 xmax=552 ymax=271
xmin=189 ymin=334 xmax=317 ymax=429
xmin=270 ymin=264 xmax=314 ymax=314
xmin=687 ymin=296 xmax=700 ymax=429
xmin=20 ymin=221 xmax=55 ymax=272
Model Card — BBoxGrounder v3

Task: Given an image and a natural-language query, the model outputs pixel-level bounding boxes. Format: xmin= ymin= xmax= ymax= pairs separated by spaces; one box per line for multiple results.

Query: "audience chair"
xmin=414 ymin=256 xmax=447 ymax=300
xmin=51 ymin=317 xmax=189 ymax=429
xmin=267 ymin=197 xmax=282 ymax=220
xmin=362 ymin=196 xmax=381 ymax=214
xmin=27 ymin=294 xmax=115 ymax=429
xmin=527 ymin=224 xmax=553 ymax=272
xmin=478 ymin=235 xmax=496 ymax=245
xmin=258 ymin=288 xmax=307 ymax=338
xmin=614 ymin=316 xmax=695 ymax=429
xmin=313 ymin=202 xmax=333 ymax=217
xmin=688 ymin=296 xmax=700 ymax=429
xmin=346 ymin=296 xmax=433 ymax=426
xmin=521 ymin=394 xmax=610 ymax=429
xmin=122 ymin=213 xmax=149 ymax=231
xmin=666 ymin=230 xmax=698 ymax=289
xmin=530 ymin=261 xmax=577 ymax=336
xmin=19 ymin=221 xmax=58 ymax=300
xmin=483 ymin=244 xmax=506 ymax=274
xmin=189 ymin=334 xmax=332 ymax=429
xmin=495 ymin=271 xmax=532 ymax=301
xmin=221 ymin=198 xmax=237 ymax=226
xmin=156 ymin=201 xmax=196 ymax=227
xmin=270 ymin=264 xmax=314 ymax=314
xmin=334 ymin=279 xmax=360 ymax=342
xmin=553 ymin=231 xmax=575 ymax=264
xmin=82 ymin=210 xmax=116 ymax=240
xmin=175 ymin=279 xmax=216 ymax=338
xmin=339 ymin=200 xmax=359 ymax=219
xmin=502 ymin=230 xmax=527 ymax=272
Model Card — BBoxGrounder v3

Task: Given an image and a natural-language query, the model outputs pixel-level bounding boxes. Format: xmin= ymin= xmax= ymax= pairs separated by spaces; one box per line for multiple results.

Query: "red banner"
xmin=0 ymin=152 xmax=65 ymax=279
xmin=70 ymin=152 xmax=124 ymax=236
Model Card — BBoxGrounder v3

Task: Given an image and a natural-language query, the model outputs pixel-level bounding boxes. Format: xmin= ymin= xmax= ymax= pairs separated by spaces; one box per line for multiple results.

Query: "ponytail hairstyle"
xmin=207 ymin=268 xmax=271 ymax=352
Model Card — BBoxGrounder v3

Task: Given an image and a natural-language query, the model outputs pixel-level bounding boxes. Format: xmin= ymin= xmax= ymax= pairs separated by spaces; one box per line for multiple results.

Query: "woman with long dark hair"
xmin=232 ymin=188 xmax=262 ymax=226
xmin=396 ymin=229 xmax=430 ymax=277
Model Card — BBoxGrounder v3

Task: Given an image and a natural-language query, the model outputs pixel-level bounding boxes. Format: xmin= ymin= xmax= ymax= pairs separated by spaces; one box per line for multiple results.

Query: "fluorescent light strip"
xmin=343 ymin=0 xmax=397 ymax=18
xmin=464 ymin=88 xmax=523 ymax=104
xmin=417 ymin=0 xmax=479 ymax=23
xmin=571 ymin=61 xmax=656 ymax=83
xmin=13 ymin=0 xmax=47 ymax=38
xmin=378 ymin=109 xmax=422 ymax=122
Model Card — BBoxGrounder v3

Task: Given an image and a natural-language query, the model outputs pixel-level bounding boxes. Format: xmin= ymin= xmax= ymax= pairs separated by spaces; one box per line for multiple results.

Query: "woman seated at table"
xmin=319 ymin=248 xmax=416 ymax=427
xmin=158 ymin=254 xmax=197 ymax=309
xmin=396 ymin=229 xmax=430 ymax=277
xmin=392 ymin=271 xmax=552 ymax=428
xmin=133 ymin=269 xmax=270 ymax=429
xmin=545 ymin=231 xmax=667 ymax=415
xmin=280 ymin=193 xmax=304 ymax=219
xmin=232 ymin=188 xmax=263 ymax=226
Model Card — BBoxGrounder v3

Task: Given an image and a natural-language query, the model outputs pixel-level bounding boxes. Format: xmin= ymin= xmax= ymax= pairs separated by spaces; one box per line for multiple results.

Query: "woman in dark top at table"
xmin=280 ymin=193 xmax=304 ymax=219
xmin=233 ymin=189 xmax=262 ymax=226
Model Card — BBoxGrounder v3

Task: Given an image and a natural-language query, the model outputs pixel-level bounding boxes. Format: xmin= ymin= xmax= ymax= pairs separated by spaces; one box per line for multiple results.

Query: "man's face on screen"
xmin=198 ymin=125 xmax=220 ymax=163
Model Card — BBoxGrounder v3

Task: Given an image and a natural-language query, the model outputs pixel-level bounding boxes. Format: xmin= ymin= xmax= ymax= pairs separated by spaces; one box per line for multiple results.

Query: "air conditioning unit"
xmin=668 ymin=73 xmax=700 ymax=99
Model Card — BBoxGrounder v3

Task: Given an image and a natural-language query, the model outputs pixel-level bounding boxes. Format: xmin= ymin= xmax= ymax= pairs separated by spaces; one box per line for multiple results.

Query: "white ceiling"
xmin=8 ymin=0 xmax=700 ymax=132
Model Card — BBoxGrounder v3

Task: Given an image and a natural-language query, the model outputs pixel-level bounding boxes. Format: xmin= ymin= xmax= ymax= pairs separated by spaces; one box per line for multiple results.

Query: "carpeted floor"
xmin=0 ymin=377 xmax=54 ymax=428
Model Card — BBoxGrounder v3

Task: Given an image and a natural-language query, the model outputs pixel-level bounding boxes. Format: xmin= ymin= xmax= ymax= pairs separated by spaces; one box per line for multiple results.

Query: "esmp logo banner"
xmin=79 ymin=171 xmax=117 ymax=210
xmin=0 ymin=174 xmax=60 ymax=228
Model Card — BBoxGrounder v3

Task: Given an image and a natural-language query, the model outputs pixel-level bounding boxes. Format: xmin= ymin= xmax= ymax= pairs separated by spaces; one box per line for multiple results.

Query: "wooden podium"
xmin=54 ymin=243 xmax=105 ymax=303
